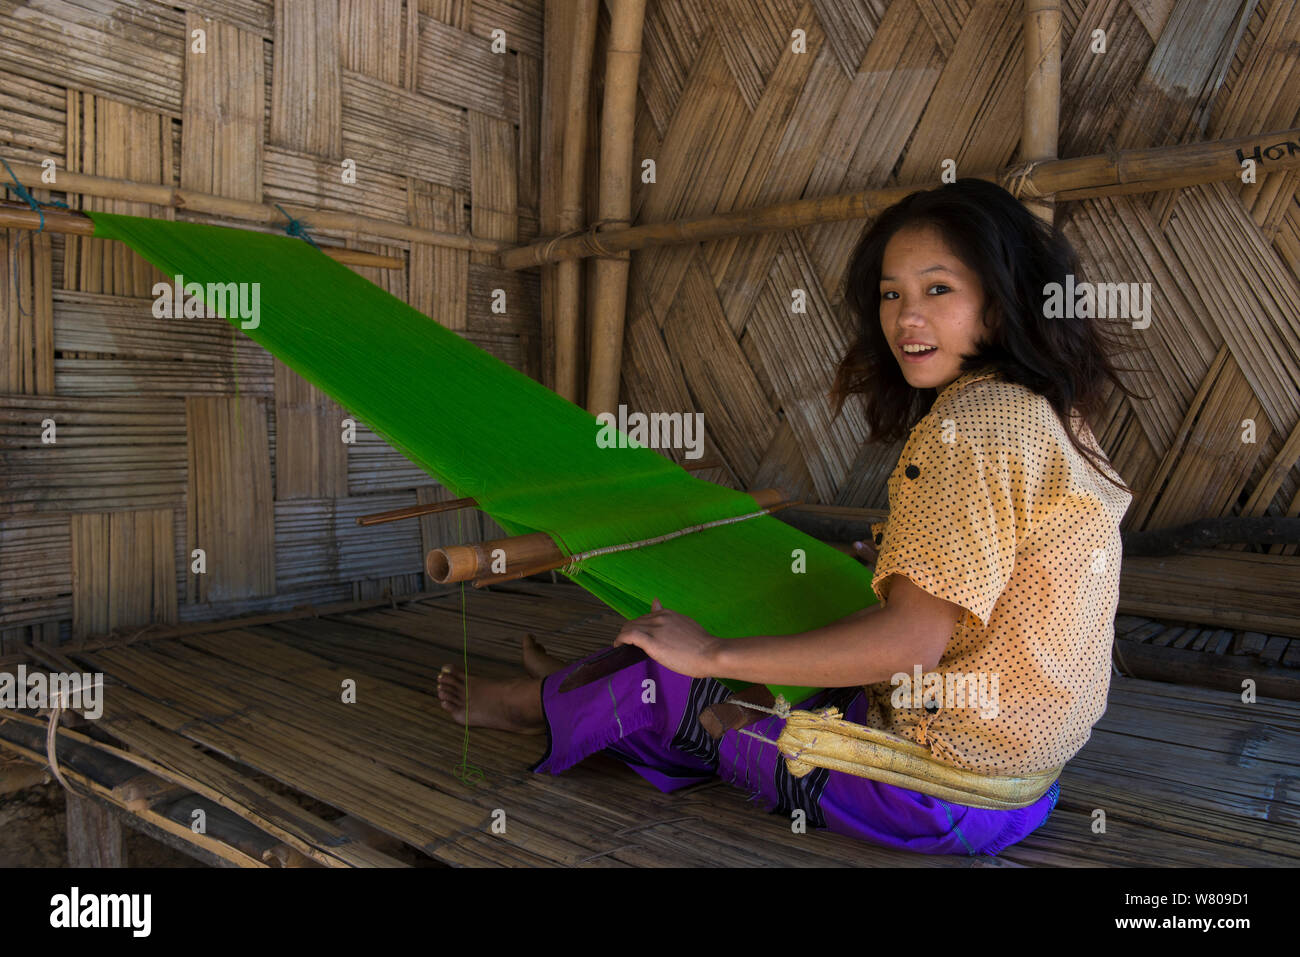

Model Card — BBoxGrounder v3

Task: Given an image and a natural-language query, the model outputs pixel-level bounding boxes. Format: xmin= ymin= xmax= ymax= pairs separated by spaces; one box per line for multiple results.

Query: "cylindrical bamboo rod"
xmin=470 ymin=495 xmax=800 ymax=587
xmin=501 ymin=127 xmax=1300 ymax=269
xmin=0 ymin=160 xmax=502 ymax=254
xmin=355 ymin=496 xmax=479 ymax=526
xmin=0 ymin=203 xmax=406 ymax=269
xmin=356 ymin=456 xmax=732 ymax=527
xmin=552 ymin=0 xmax=600 ymax=404
xmin=424 ymin=487 xmax=792 ymax=585
xmin=1022 ymin=0 xmax=1062 ymax=227
xmin=586 ymin=0 xmax=647 ymax=419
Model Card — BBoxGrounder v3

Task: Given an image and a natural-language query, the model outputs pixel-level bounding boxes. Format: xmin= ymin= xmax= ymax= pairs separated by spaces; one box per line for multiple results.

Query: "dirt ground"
xmin=0 ymin=780 xmax=204 ymax=867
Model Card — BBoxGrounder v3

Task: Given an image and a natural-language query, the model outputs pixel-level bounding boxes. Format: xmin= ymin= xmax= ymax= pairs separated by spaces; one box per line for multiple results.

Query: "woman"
xmin=437 ymin=178 xmax=1139 ymax=856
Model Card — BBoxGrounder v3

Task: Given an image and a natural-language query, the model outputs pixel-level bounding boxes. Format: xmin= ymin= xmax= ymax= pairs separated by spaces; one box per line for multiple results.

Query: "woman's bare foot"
xmin=521 ymin=633 xmax=566 ymax=678
xmin=436 ymin=664 xmax=546 ymax=734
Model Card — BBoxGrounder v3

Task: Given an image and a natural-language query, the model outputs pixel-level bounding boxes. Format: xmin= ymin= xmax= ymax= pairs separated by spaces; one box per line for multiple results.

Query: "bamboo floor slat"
xmin=45 ymin=582 xmax=1300 ymax=867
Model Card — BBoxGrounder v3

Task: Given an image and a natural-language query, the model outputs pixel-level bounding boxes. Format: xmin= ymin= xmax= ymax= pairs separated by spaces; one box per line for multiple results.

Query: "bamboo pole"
xmin=501 ymin=127 xmax=1300 ymax=269
xmin=1022 ymin=0 xmax=1062 ymax=226
xmin=586 ymin=0 xmax=647 ymax=419
xmin=0 ymin=203 xmax=406 ymax=269
xmin=423 ymin=487 xmax=792 ymax=585
xmin=552 ymin=0 xmax=600 ymax=404
xmin=0 ymin=160 xmax=502 ymax=254
xmin=356 ymin=455 xmax=729 ymax=526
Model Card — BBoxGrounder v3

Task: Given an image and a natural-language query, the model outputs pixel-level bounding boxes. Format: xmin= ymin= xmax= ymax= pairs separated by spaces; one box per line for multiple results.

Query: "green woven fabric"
xmin=90 ymin=211 xmax=878 ymax=702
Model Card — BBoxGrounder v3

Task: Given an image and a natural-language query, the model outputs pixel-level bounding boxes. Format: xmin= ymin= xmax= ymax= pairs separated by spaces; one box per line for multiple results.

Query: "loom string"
xmin=454 ymin=505 xmax=484 ymax=786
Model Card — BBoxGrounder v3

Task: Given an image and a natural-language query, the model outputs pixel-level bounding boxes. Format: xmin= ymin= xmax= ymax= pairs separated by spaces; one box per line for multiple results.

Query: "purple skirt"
xmin=532 ymin=650 xmax=1058 ymax=857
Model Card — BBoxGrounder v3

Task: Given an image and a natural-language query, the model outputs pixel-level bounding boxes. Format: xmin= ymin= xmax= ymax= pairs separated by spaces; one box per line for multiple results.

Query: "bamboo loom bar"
xmin=423 ymin=487 xmax=791 ymax=585
xmin=355 ymin=458 xmax=721 ymax=526
xmin=355 ymin=496 xmax=479 ymax=526
xmin=0 ymin=160 xmax=503 ymax=254
xmin=586 ymin=0 xmax=647 ymax=418
xmin=1022 ymin=0 xmax=1062 ymax=226
xmin=501 ymin=127 xmax=1300 ymax=269
xmin=0 ymin=203 xmax=405 ymax=269
xmin=552 ymin=0 xmax=600 ymax=404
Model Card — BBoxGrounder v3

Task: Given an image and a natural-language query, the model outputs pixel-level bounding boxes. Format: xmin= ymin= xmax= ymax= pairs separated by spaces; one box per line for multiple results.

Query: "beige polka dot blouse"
xmin=864 ymin=366 xmax=1133 ymax=776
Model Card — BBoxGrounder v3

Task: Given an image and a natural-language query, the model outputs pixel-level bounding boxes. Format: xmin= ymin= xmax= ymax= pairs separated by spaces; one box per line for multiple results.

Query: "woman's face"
xmin=878 ymin=224 xmax=993 ymax=391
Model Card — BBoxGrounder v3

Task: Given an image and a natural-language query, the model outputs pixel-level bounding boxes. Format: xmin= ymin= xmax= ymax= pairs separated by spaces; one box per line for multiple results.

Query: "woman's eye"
xmin=881 ymin=290 xmax=897 ymax=300
xmin=928 ymin=284 xmax=950 ymax=294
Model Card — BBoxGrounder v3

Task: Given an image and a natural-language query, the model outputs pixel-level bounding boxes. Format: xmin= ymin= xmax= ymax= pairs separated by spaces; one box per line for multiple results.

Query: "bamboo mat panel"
xmin=262 ymin=146 xmax=413 ymax=227
xmin=0 ymin=514 xmax=70 ymax=627
xmin=346 ymin=421 xmax=436 ymax=493
xmin=409 ymin=179 xmax=469 ymax=332
xmin=64 ymin=92 xmax=172 ymax=297
xmin=470 ymin=0 xmax=544 ymax=61
xmin=751 ymin=418 xmax=817 ymax=504
xmin=272 ymin=359 xmax=348 ymax=500
xmin=181 ymin=13 xmax=264 ymax=202
xmin=1118 ymin=549 xmax=1300 ymax=638
xmin=414 ymin=13 xmax=510 ymax=120
xmin=0 ymin=394 xmax=186 ymax=513
xmin=710 ymin=0 xmax=803 ymax=113
xmin=745 ymin=233 xmax=869 ymax=500
xmin=1128 ymin=348 xmax=1267 ymax=530
xmin=341 ymin=70 xmax=468 ymax=189
xmin=467 ymin=261 xmax=537 ymax=335
xmin=634 ymin=0 xmax=705 ymax=137
xmin=803 ymin=0 xmax=941 ymax=299
xmin=0 ymin=69 xmax=65 ymax=161
xmin=1060 ymin=195 xmax=1211 ymax=453
xmin=0 ymin=228 xmax=53 ymax=395
xmin=619 ymin=283 xmax=697 ymax=444
xmin=1057 ymin=2 xmax=1153 ymax=159
xmin=661 ymin=259 xmax=778 ymax=486
xmin=515 ymin=50 xmax=540 ymax=210
xmin=339 ymin=0 xmax=403 ymax=85
xmin=269 ymin=0 xmax=341 ymax=158
xmin=0 ymin=0 xmax=184 ymax=116
xmin=811 ymin=0 xmax=885 ymax=76
xmin=70 ymin=509 xmax=176 ymax=639
xmin=52 ymin=291 xmax=274 ymax=397
xmin=468 ymin=111 xmax=517 ymax=245
xmin=273 ymin=493 xmax=423 ymax=591
xmin=187 ymin=1 xmax=274 ymax=38
xmin=894 ymin=0 xmax=1022 ymax=182
xmin=1165 ymin=182 xmax=1300 ymax=434
xmin=633 ymin=34 xmax=750 ymax=227
xmin=464 ymin=329 xmax=531 ymax=374
xmin=1115 ymin=1 xmax=1248 ymax=151
xmin=57 ymin=582 xmax=1300 ymax=866
xmin=708 ymin=34 xmax=844 ymax=326
xmin=185 ymin=396 xmax=275 ymax=603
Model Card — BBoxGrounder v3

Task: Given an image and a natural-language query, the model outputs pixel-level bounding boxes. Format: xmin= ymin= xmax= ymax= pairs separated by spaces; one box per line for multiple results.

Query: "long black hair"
xmin=829 ymin=178 xmax=1145 ymax=494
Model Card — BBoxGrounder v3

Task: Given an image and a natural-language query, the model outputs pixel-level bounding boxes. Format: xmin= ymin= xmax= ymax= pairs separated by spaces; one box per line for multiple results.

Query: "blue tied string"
xmin=0 ymin=156 xmax=70 ymax=233
xmin=273 ymin=203 xmax=323 ymax=252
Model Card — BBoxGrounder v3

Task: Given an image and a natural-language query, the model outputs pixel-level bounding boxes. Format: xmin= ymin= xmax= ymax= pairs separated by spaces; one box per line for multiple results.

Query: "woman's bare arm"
xmin=709 ymin=575 xmax=961 ymax=688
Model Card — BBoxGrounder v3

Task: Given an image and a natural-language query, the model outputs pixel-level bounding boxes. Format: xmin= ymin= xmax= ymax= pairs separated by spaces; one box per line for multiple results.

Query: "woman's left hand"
xmin=615 ymin=598 xmax=723 ymax=678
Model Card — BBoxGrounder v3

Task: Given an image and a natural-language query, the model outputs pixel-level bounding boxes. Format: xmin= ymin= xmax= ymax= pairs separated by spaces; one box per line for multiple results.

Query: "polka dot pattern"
xmin=863 ymin=367 xmax=1133 ymax=775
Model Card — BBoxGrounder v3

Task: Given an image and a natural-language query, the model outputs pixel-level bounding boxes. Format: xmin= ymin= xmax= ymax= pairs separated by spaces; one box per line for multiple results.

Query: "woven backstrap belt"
xmin=736 ymin=701 xmax=1061 ymax=811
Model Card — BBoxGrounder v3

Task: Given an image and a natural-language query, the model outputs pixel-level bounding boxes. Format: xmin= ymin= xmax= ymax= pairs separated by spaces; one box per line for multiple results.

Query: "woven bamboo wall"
xmin=1 ymin=0 xmax=1299 ymax=653
xmin=0 ymin=0 xmax=539 ymax=649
